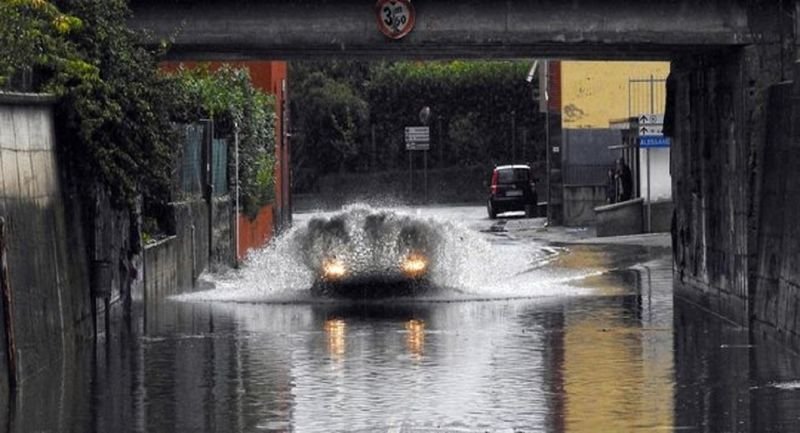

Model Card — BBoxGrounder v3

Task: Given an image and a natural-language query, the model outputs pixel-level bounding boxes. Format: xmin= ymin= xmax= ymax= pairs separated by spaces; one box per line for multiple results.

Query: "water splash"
xmin=176 ymin=204 xmax=592 ymax=303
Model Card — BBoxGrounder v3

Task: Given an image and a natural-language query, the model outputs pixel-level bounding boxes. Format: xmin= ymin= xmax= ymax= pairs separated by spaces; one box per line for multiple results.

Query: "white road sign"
xmin=405 ymin=126 xmax=430 ymax=150
xmin=638 ymin=113 xmax=664 ymax=136
xmin=638 ymin=114 xmax=664 ymax=125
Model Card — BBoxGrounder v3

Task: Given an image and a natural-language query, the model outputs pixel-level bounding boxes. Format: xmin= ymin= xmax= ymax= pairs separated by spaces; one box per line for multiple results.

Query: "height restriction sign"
xmin=375 ymin=0 xmax=416 ymax=40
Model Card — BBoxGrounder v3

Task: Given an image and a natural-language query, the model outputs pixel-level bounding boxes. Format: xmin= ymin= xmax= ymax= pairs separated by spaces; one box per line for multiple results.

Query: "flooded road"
xmin=8 ymin=206 xmax=800 ymax=432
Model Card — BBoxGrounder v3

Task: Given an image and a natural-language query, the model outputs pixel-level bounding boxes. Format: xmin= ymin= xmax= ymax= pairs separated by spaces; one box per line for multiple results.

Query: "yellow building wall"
xmin=561 ymin=61 xmax=671 ymax=128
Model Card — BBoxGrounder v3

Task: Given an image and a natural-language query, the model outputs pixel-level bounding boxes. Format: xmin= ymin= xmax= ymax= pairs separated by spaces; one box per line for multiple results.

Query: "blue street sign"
xmin=640 ymin=136 xmax=671 ymax=148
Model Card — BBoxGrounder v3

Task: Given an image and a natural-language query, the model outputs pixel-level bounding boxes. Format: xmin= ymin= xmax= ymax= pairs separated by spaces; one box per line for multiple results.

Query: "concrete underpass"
xmin=130 ymin=0 xmax=800 ymax=347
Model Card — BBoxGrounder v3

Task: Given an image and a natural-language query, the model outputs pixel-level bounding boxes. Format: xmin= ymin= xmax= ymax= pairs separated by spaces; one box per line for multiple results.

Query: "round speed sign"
xmin=375 ymin=0 xmax=416 ymax=40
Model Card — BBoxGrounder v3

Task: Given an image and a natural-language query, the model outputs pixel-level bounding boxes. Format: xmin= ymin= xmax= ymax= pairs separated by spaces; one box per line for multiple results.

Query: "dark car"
xmin=487 ymin=164 xmax=538 ymax=219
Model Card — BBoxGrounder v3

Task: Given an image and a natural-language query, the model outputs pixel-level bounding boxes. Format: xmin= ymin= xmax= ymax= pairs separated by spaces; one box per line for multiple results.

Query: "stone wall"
xmin=0 ymin=94 xmax=92 ymax=387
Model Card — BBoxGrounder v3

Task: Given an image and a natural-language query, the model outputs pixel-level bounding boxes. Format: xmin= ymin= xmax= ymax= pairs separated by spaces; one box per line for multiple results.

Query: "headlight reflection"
xmin=324 ymin=318 xmax=346 ymax=360
xmin=405 ymin=319 xmax=425 ymax=360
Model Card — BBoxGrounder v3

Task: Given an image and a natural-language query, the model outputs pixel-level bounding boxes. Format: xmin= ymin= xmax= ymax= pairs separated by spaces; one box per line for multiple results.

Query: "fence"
xmin=177 ymin=124 xmax=204 ymax=197
xmin=212 ymin=138 xmax=228 ymax=195
xmin=175 ymin=123 xmax=229 ymax=198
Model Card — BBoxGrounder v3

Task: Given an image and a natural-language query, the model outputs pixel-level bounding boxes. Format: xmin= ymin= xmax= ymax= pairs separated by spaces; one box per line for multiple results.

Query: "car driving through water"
xmin=299 ymin=208 xmax=439 ymax=298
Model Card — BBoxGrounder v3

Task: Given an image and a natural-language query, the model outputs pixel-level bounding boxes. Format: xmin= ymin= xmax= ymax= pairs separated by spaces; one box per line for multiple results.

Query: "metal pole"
xmin=649 ymin=74 xmax=655 ymax=114
xmin=234 ymin=124 xmax=240 ymax=266
xmin=544 ymin=60 xmax=551 ymax=226
xmin=205 ymin=119 xmax=214 ymax=262
xmin=647 ymin=148 xmax=652 ymax=232
xmin=408 ymin=150 xmax=413 ymax=199
xmin=647 ymin=75 xmax=654 ymax=232
xmin=511 ymin=110 xmax=516 ymax=162
xmin=628 ymin=79 xmax=632 ymax=118
xmin=371 ymin=124 xmax=377 ymax=172
xmin=424 ymin=150 xmax=428 ymax=203
xmin=438 ymin=116 xmax=443 ymax=168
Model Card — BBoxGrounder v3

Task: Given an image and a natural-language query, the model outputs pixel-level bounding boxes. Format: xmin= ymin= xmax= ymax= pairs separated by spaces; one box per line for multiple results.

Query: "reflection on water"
xmin=324 ymin=318 xmax=347 ymax=360
xmin=405 ymin=319 xmax=425 ymax=360
xmin=2 ymin=247 xmax=800 ymax=432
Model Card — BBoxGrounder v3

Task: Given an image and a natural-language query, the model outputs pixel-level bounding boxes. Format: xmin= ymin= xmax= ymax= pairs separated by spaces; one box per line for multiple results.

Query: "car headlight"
xmin=322 ymin=258 xmax=347 ymax=281
xmin=401 ymin=253 xmax=428 ymax=278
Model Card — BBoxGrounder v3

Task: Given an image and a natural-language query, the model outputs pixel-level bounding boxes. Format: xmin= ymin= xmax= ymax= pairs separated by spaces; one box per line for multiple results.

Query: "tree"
xmin=292 ymin=71 xmax=369 ymax=185
xmin=0 ymin=0 xmax=91 ymax=90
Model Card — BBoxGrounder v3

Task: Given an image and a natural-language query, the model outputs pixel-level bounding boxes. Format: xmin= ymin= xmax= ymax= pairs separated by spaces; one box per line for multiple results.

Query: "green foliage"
xmin=46 ymin=0 xmax=181 ymax=222
xmin=290 ymin=60 xmax=545 ymax=192
xmin=0 ymin=0 xmax=93 ymax=89
xmin=291 ymin=70 xmax=369 ymax=188
xmin=171 ymin=66 xmax=277 ymax=216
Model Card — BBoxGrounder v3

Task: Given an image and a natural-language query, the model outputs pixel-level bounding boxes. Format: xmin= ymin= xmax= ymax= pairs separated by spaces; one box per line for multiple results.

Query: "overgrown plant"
xmin=172 ymin=65 xmax=277 ymax=217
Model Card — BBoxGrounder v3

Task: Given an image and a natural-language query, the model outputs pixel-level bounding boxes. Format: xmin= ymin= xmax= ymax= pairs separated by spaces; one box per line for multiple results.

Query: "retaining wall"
xmin=0 ymin=94 xmax=92 ymax=387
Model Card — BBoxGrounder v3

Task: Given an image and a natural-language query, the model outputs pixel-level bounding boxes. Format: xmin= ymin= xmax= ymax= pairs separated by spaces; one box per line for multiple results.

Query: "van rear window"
xmin=497 ymin=168 xmax=529 ymax=183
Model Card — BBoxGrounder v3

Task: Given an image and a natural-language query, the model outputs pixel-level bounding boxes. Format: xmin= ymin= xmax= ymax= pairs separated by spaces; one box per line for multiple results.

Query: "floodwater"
xmin=7 ymin=206 xmax=800 ymax=432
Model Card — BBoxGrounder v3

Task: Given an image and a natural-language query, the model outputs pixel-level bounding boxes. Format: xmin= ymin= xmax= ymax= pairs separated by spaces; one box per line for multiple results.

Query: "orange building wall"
xmin=161 ymin=60 xmax=288 ymax=260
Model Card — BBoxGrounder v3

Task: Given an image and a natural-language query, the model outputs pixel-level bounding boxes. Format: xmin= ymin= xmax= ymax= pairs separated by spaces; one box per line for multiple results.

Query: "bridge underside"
xmin=130 ymin=0 xmax=800 ymax=349
xmin=130 ymin=0 xmax=753 ymax=60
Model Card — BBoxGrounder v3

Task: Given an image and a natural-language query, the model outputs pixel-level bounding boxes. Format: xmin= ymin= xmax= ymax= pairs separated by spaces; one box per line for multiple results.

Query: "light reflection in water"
xmin=405 ymin=319 xmax=425 ymax=360
xmin=324 ymin=318 xmax=346 ymax=360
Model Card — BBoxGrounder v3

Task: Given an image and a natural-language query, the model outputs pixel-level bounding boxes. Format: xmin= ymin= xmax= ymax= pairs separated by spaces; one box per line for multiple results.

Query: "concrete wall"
xmin=671 ymin=51 xmax=756 ymax=323
xmin=751 ymin=79 xmax=800 ymax=351
xmin=0 ymin=94 xmax=92 ymax=385
xmin=143 ymin=195 xmax=234 ymax=300
xmin=669 ymin=6 xmax=795 ymax=326
xmin=172 ymin=199 xmax=208 ymax=291
xmin=143 ymin=236 xmax=178 ymax=301
xmin=563 ymin=185 xmax=607 ymax=227
xmin=595 ymin=198 xmax=644 ymax=237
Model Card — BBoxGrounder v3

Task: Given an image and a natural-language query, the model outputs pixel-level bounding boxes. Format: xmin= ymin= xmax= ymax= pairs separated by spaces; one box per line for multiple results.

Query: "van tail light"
xmin=491 ymin=170 xmax=499 ymax=194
